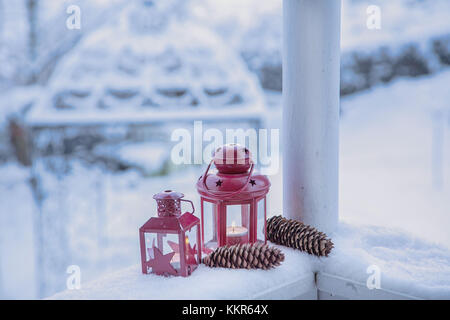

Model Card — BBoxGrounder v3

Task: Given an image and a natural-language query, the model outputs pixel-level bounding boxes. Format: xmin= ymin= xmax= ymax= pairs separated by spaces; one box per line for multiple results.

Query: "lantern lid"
xmin=153 ymin=190 xmax=185 ymax=200
xmin=140 ymin=212 xmax=200 ymax=233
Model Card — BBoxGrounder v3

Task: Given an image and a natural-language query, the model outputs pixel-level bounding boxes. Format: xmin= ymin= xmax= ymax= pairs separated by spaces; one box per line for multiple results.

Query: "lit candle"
xmin=226 ymin=221 xmax=248 ymax=246
xmin=170 ymin=236 xmax=192 ymax=268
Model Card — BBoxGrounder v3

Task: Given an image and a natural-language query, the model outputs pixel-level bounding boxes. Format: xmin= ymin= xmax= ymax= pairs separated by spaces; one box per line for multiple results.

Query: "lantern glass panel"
xmin=257 ymin=198 xmax=266 ymax=242
xmin=202 ymin=200 xmax=218 ymax=250
xmin=225 ymin=204 xmax=250 ymax=245
xmin=145 ymin=232 xmax=182 ymax=273
xmin=185 ymin=226 xmax=199 ymax=266
xmin=144 ymin=232 xmax=157 ymax=263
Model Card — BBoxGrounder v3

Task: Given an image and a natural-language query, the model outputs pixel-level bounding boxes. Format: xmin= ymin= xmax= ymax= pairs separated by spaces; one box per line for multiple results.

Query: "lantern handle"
xmin=202 ymin=159 xmax=255 ymax=197
xmin=180 ymin=199 xmax=195 ymax=214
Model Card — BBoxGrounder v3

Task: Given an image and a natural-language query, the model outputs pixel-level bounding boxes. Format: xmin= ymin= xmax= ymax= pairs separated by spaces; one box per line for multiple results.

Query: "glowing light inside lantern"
xmin=226 ymin=221 xmax=248 ymax=245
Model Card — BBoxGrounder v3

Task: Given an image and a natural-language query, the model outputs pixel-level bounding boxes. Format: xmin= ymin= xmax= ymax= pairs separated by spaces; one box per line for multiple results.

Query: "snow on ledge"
xmin=47 ymin=224 xmax=450 ymax=300
xmin=47 ymin=244 xmax=315 ymax=300
xmin=318 ymin=223 xmax=450 ymax=300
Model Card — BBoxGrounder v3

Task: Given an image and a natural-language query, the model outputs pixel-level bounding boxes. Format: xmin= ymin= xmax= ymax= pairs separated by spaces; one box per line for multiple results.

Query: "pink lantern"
xmin=139 ymin=190 xmax=201 ymax=277
xmin=196 ymin=144 xmax=271 ymax=253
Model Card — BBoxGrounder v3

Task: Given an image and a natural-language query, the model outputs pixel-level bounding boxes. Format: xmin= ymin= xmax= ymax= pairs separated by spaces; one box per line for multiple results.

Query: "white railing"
xmin=282 ymin=0 xmax=341 ymax=235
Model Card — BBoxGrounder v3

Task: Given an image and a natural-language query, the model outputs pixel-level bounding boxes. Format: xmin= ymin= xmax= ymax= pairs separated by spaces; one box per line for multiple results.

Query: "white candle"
xmin=226 ymin=221 xmax=248 ymax=245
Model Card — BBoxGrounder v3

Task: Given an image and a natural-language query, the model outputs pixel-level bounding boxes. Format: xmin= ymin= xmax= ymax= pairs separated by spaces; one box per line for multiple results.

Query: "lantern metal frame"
xmin=196 ymin=144 xmax=270 ymax=252
xmin=139 ymin=191 xmax=201 ymax=277
xmin=200 ymin=196 xmax=267 ymax=248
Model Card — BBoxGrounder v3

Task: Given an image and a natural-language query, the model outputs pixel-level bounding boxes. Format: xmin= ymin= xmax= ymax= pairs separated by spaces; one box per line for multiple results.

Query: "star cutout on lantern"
xmin=216 ymin=179 xmax=223 ymax=187
xmin=147 ymin=246 xmax=178 ymax=276
xmin=249 ymin=179 xmax=257 ymax=186
xmin=168 ymin=239 xmax=198 ymax=265
xmin=187 ymin=244 xmax=197 ymax=265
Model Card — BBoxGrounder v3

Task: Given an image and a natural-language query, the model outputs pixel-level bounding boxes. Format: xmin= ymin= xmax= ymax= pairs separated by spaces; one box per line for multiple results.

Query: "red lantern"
xmin=139 ymin=190 xmax=201 ymax=277
xmin=196 ymin=144 xmax=270 ymax=253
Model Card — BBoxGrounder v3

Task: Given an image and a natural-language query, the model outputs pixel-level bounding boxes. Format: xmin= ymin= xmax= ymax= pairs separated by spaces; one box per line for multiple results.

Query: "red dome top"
xmin=197 ymin=144 xmax=270 ymax=201
xmin=213 ymin=144 xmax=252 ymax=174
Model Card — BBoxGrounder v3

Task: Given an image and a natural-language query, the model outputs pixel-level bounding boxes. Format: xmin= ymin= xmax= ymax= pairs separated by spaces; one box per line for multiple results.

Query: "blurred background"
xmin=1 ymin=0 xmax=450 ymax=299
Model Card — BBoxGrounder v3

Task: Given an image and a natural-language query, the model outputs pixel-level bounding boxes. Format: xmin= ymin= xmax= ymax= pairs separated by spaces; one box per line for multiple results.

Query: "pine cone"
xmin=202 ymin=243 xmax=284 ymax=270
xmin=267 ymin=215 xmax=334 ymax=257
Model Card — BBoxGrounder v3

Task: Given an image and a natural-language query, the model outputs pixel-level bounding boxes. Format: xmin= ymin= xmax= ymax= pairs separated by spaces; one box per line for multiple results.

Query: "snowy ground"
xmin=323 ymin=223 xmax=450 ymax=299
xmin=265 ymin=70 xmax=450 ymax=248
xmin=339 ymin=71 xmax=450 ymax=246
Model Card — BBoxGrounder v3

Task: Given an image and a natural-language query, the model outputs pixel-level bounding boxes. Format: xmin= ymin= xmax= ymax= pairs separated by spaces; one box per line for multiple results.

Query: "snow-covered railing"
xmin=316 ymin=273 xmax=421 ymax=300
xmin=48 ymin=224 xmax=450 ymax=300
xmin=48 ymin=245 xmax=316 ymax=300
xmin=25 ymin=104 xmax=266 ymax=129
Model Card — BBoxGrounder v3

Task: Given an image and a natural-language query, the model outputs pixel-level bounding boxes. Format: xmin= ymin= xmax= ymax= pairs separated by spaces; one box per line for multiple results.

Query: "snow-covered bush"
xmin=198 ymin=0 xmax=450 ymax=96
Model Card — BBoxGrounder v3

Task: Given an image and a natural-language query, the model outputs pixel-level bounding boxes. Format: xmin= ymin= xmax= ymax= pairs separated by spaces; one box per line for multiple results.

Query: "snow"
xmin=265 ymin=70 xmax=450 ymax=248
xmin=195 ymin=0 xmax=450 ymax=52
xmin=47 ymin=222 xmax=450 ymax=300
xmin=0 ymin=0 xmax=125 ymax=88
xmin=322 ymin=223 xmax=450 ymax=300
xmin=48 ymin=244 xmax=314 ymax=300
xmin=26 ymin=105 xmax=265 ymax=127
xmin=0 ymin=86 xmax=42 ymax=123
xmin=0 ymin=163 xmax=37 ymax=299
xmin=339 ymin=71 xmax=450 ymax=246
xmin=202 ymin=0 xmax=450 ymax=93
xmin=110 ymin=142 xmax=169 ymax=175
xmin=341 ymin=0 xmax=450 ymax=51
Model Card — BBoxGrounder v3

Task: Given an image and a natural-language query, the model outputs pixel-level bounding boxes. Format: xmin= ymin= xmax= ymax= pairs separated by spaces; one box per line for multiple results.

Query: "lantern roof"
xmin=153 ymin=190 xmax=184 ymax=201
xmin=140 ymin=212 xmax=199 ymax=233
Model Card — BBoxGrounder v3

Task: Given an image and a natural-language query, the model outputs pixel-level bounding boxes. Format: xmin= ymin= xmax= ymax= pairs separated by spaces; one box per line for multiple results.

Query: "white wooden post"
xmin=282 ymin=0 xmax=341 ymax=234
